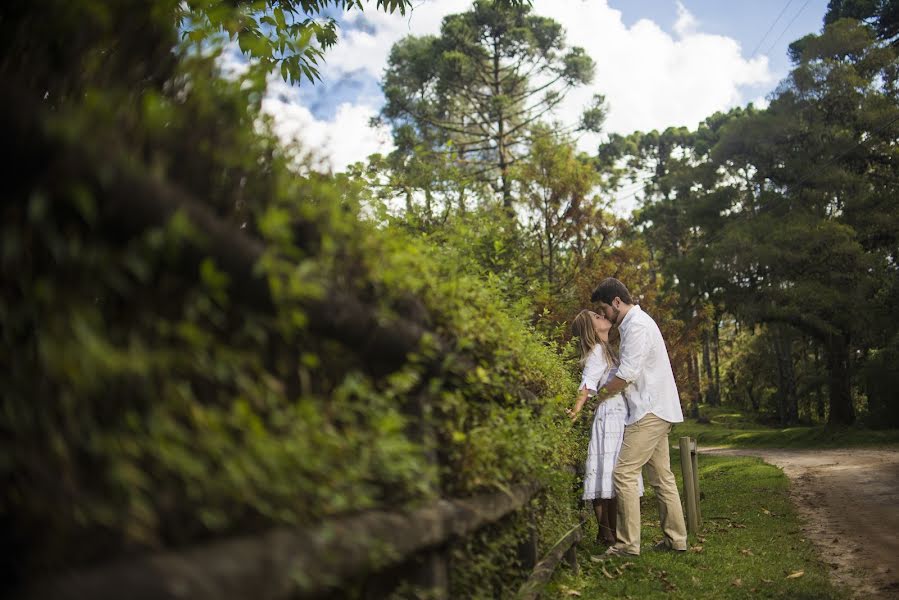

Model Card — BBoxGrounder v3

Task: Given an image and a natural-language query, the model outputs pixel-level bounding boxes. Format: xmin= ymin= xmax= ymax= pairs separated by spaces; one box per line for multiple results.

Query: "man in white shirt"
xmin=589 ymin=277 xmax=688 ymax=556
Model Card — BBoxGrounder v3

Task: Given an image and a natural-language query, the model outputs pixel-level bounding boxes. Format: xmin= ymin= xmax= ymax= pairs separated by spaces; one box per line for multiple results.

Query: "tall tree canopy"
xmin=377 ymin=0 xmax=603 ymax=210
xmin=824 ymin=0 xmax=899 ymax=44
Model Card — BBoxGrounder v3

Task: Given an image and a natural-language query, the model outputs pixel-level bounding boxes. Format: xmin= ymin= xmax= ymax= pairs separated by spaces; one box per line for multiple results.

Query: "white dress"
xmin=580 ymin=346 xmax=644 ymax=500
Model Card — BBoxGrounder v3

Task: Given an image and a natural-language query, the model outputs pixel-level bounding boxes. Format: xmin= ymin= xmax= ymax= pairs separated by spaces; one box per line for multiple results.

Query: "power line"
xmin=750 ymin=0 xmax=795 ymax=57
xmin=764 ymin=0 xmax=813 ymax=56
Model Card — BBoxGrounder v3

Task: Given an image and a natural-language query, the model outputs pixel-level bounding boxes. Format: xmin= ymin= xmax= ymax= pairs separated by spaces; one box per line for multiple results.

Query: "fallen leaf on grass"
xmin=761 ymin=508 xmax=771 ymax=515
xmin=732 ymin=578 xmax=743 ymax=587
xmin=697 ymin=536 xmax=707 ymax=543
xmin=740 ymin=548 xmax=754 ymax=556
xmin=601 ymin=566 xmax=617 ymax=580
xmin=559 ymin=585 xmax=581 ymax=596
xmin=786 ymin=570 xmax=805 ymax=579
xmin=690 ymin=545 xmax=704 ymax=553
xmin=762 ymin=578 xmax=773 ymax=584
xmin=619 ymin=562 xmax=637 ymax=570
xmin=731 ymin=523 xmax=747 ymax=529
xmin=589 ymin=555 xmax=605 ymax=563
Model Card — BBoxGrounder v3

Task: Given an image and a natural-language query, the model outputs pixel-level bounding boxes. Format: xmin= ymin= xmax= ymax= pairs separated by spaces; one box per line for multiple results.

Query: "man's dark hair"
xmin=591 ymin=277 xmax=634 ymax=305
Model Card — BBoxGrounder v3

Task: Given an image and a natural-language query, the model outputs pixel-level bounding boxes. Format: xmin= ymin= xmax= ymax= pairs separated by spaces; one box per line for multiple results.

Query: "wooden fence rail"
xmin=516 ymin=518 xmax=586 ymax=600
xmin=17 ymin=483 xmax=541 ymax=600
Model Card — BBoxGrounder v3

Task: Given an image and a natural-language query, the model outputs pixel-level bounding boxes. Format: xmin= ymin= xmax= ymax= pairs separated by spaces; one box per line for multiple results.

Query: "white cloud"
xmin=674 ymin=1 xmax=699 ymax=38
xmin=323 ymin=0 xmax=473 ymax=81
xmin=261 ymin=77 xmax=393 ymax=172
xmin=261 ymin=0 xmax=775 ymax=171
xmin=531 ymin=0 xmax=773 ymax=150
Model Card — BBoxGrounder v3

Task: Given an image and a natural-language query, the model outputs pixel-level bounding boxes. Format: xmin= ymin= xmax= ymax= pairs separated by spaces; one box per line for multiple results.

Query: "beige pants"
xmin=612 ymin=412 xmax=688 ymax=554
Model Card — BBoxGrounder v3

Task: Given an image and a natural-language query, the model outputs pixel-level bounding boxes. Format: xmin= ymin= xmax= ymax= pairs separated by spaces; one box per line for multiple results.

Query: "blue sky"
xmin=258 ymin=0 xmax=832 ymax=173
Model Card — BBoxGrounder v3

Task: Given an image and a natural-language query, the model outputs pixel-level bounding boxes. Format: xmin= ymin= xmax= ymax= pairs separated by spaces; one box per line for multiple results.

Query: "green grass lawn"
xmin=543 ymin=453 xmax=847 ymax=599
xmin=674 ymin=406 xmax=899 ymax=449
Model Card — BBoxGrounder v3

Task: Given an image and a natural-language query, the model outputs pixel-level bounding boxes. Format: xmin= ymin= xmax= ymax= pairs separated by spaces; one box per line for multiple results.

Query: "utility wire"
xmin=750 ymin=0 xmax=795 ymax=57
xmin=764 ymin=0 xmax=813 ymax=56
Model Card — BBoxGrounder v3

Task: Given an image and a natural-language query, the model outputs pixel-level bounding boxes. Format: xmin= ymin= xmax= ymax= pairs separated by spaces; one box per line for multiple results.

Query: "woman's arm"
xmin=566 ymin=385 xmax=591 ymax=423
xmin=567 ymin=348 xmax=606 ymax=422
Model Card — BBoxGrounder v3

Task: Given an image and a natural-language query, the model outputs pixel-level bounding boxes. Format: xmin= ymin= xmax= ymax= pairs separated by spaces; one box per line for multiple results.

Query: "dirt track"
xmin=703 ymin=447 xmax=899 ymax=599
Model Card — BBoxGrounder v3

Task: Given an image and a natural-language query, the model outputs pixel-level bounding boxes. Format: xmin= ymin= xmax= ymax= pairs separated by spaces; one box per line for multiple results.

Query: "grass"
xmin=673 ymin=406 xmax=899 ymax=449
xmin=544 ymin=453 xmax=847 ymax=599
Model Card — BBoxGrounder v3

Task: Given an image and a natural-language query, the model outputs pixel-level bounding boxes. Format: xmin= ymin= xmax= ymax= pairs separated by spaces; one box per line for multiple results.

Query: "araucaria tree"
xmin=378 ymin=0 xmax=603 ymax=210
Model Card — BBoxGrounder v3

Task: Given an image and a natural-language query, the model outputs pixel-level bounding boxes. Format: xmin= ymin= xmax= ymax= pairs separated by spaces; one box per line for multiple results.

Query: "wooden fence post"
xmin=679 ymin=437 xmax=699 ymax=535
xmin=564 ymin=545 xmax=579 ymax=577
xmin=690 ymin=438 xmax=702 ymax=529
xmin=516 ymin=525 xmax=539 ymax=571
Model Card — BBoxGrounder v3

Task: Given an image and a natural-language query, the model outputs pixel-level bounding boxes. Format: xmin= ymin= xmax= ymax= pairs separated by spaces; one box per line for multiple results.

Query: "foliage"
xmin=824 ymin=0 xmax=899 ymax=44
xmin=180 ymin=1 xmax=412 ymax=84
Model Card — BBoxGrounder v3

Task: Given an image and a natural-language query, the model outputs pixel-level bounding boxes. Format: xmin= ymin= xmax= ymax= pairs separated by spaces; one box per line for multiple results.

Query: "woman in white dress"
xmin=566 ymin=309 xmax=643 ymax=545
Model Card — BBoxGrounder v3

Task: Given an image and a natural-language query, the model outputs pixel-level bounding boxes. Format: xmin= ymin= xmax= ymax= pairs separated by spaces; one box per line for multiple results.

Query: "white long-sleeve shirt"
xmin=615 ymin=305 xmax=684 ymax=425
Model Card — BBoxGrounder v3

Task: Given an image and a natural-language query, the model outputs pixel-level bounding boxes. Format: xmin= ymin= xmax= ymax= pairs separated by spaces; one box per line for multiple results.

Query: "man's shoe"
xmin=652 ymin=540 xmax=687 ymax=552
xmin=604 ymin=545 xmax=639 ymax=557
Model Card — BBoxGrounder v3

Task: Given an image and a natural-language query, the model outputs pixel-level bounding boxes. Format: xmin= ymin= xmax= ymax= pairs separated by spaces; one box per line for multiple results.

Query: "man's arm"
xmin=592 ymin=375 xmax=627 ymax=405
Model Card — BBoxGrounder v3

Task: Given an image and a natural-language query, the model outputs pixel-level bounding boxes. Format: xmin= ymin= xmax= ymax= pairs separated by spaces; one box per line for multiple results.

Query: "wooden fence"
xmin=679 ymin=437 xmax=703 ymax=534
xmin=18 ymin=484 xmax=554 ymax=600
xmin=17 ymin=440 xmax=701 ymax=599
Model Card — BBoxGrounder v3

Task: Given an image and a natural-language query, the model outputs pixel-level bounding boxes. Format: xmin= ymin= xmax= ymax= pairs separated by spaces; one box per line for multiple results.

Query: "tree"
xmin=824 ymin=0 xmax=899 ymax=44
xmin=378 ymin=0 xmax=602 ymax=210
xmin=511 ymin=125 xmax=604 ymax=291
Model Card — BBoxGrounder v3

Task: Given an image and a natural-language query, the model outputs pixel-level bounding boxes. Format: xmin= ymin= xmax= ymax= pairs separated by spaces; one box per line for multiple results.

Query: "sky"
xmin=257 ymin=0 xmax=830 ymax=179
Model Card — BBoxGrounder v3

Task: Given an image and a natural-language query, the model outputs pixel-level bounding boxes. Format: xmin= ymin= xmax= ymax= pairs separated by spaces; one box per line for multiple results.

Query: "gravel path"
xmin=702 ymin=447 xmax=899 ymax=599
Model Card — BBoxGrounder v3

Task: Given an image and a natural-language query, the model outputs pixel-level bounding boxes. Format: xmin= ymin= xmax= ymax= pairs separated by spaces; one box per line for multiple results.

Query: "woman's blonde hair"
xmin=572 ymin=309 xmax=618 ymax=369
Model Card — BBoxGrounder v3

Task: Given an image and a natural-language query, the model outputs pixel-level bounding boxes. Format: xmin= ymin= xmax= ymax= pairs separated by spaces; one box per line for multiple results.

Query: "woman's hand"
xmin=568 ymin=387 xmax=590 ymax=424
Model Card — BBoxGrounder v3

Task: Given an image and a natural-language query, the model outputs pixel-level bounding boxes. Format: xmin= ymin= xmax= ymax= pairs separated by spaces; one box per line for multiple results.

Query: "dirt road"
xmin=703 ymin=447 xmax=899 ymax=599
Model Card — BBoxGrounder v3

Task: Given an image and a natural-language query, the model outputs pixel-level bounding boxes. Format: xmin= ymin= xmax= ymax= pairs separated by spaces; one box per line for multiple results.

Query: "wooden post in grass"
xmin=679 ymin=437 xmax=699 ymax=535
xmin=564 ymin=544 xmax=579 ymax=577
xmin=690 ymin=438 xmax=702 ymax=529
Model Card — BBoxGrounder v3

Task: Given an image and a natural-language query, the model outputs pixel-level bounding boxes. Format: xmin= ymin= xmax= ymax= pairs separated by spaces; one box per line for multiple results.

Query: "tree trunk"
xmin=713 ymin=317 xmax=721 ymax=406
xmin=746 ymin=384 xmax=759 ymax=411
xmin=815 ymin=345 xmax=825 ymax=422
xmin=545 ymin=199 xmax=554 ymax=286
xmin=825 ymin=333 xmax=855 ymax=425
xmin=773 ymin=328 xmax=798 ymax=425
xmin=492 ymin=38 xmax=511 ymax=212
xmin=702 ymin=329 xmax=717 ymax=405
xmin=686 ymin=349 xmax=699 ymax=418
